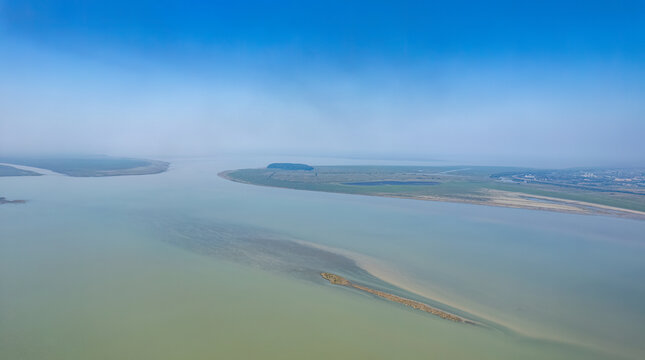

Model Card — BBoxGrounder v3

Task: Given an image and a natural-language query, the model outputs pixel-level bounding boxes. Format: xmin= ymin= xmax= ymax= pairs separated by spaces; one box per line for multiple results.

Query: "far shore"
xmin=0 ymin=159 xmax=169 ymax=177
xmin=218 ymin=170 xmax=645 ymax=221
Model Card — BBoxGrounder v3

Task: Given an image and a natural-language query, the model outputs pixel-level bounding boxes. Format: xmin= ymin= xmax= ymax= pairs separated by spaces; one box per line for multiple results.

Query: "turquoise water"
xmin=1 ymin=157 xmax=644 ymax=359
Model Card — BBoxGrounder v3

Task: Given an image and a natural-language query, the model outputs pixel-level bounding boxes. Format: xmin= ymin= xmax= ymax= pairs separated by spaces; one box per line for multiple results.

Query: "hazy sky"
xmin=1 ymin=1 xmax=643 ymax=166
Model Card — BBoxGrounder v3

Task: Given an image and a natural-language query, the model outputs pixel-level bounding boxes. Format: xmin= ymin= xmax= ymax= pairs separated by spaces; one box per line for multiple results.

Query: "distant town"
xmin=491 ymin=168 xmax=645 ymax=195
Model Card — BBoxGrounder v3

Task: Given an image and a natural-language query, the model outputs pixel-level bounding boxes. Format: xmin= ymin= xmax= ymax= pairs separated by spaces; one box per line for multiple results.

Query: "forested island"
xmin=267 ymin=163 xmax=314 ymax=170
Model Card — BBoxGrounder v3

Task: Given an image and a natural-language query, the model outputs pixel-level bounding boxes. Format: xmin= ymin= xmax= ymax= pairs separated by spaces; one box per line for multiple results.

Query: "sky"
xmin=0 ymin=1 xmax=644 ymax=167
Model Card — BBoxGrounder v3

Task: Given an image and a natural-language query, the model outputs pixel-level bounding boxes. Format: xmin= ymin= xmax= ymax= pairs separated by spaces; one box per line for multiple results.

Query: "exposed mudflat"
xmin=321 ymin=272 xmax=477 ymax=324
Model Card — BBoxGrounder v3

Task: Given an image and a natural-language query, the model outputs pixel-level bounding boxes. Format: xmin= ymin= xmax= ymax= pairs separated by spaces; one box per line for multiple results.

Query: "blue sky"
xmin=1 ymin=1 xmax=643 ymax=166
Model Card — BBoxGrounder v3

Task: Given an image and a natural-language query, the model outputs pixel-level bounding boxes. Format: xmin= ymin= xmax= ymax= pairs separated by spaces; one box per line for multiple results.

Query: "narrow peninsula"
xmin=0 ymin=156 xmax=169 ymax=177
xmin=0 ymin=164 xmax=41 ymax=177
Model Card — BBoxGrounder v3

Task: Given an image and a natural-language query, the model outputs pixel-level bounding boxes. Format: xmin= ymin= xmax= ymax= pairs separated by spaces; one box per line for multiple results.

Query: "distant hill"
xmin=267 ymin=163 xmax=314 ymax=171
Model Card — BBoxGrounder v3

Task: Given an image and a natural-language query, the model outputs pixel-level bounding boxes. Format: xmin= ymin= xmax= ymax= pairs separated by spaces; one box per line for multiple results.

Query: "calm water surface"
xmin=1 ymin=157 xmax=643 ymax=359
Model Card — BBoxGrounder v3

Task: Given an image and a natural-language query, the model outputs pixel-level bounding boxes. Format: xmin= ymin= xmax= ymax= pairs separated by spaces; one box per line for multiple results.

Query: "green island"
xmin=267 ymin=162 xmax=314 ymax=170
xmin=220 ymin=164 xmax=645 ymax=219
xmin=321 ymin=272 xmax=476 ymax=324
xmin=0 ymin=156 xmax=169 ymax=177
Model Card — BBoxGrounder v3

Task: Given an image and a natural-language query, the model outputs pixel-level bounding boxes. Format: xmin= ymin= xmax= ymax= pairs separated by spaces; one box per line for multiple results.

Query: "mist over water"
xmin=1 ymin=2 xmax=644 ymax=166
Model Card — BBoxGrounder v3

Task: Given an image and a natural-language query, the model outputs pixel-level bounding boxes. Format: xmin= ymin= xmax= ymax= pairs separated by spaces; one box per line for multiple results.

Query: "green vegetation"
xmin=221 ymin=165 xmax=645 ymax=216
xmin=0 ymin=156 xmax=169 ymax=177
xmin=267 ymin=162 xmax=314 ymax=170
xmin=0 ymin=164 xmax=41 ymax=177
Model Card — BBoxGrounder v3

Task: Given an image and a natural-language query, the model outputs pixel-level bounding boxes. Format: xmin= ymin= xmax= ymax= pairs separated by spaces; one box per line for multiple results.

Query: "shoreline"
xmin=281 ymin=235 xmax=495 ymax=327
xmin=218 ymin=170 xmax=645 ymax=221
xmin=221 ymin=170 xmax=620 ymax=357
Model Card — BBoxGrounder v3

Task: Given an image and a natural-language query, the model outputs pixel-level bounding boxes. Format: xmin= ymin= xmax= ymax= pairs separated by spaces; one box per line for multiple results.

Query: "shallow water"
xmin=1 ymin=156 xmax=643 ymax=359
